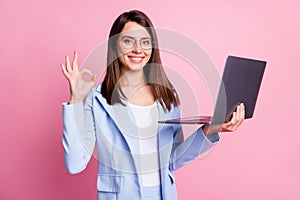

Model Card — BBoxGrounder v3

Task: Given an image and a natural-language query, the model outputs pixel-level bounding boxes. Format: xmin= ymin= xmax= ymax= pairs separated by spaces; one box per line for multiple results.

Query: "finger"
xmin=231 ymin=111 xmax=237 ymax=124
xmin=88 ymin=74 xmax=97 ymax=87
xmin=239 ymin=104 xmax=244 ymax=120
xmin=240 ymin=104 xmax=244 ymax=119
xmin=66 ymin=55 xmax=72 ymax=73
xmin=91 ymin=73 xmax=97 ymax=83
xmin=241 ymin=103 xmax=245 ymax=120
xmin=72 ymin=51 xmax=79 ymax=72
xmin=232 ymin=105 xmax=245 ymax=129
xmin=80 ymin=68 xmax=96 ymax=85
xmin=61 ymin=64 xmax=70 ymax=78
xmin=236 ymin=104 xmax=245 ymax=125
xmin=80 ymin=68 xmax=94 ymax=77
xmin=236 ymin=105 xmax=242 ymax=121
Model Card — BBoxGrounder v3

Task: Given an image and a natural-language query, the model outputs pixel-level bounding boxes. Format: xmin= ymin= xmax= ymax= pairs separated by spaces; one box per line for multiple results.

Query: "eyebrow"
xmin=120 ymin=35 xmax=151 ymax=40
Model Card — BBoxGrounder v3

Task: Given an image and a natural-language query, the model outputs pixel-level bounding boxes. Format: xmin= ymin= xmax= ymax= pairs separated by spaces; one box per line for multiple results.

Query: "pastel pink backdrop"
xmin=1 ymin=0 xmax=299 ymax=199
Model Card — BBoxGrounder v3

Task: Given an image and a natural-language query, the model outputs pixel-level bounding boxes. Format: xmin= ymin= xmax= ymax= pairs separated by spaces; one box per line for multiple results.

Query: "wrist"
xmin=69 ymin=97 xmax=84 ymax=104
xmin=202 ymin=124 xmax=209 ymax=136
xmin=202 ymin=124 xmax=220 ymax=137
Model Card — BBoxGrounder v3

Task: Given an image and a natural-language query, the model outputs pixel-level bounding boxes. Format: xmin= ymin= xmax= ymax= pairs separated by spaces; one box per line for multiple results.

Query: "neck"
xmin=120 ymin=68 xmax=146 ymax=87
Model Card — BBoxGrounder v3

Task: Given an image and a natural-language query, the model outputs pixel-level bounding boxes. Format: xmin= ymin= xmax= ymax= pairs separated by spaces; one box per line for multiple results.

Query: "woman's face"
xmin=117 ymin=21 xmax=152 ymax=72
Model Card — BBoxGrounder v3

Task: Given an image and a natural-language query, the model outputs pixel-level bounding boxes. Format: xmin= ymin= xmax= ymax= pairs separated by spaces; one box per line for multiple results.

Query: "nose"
xmin=132 ymin=42 xmax=142 ymax=53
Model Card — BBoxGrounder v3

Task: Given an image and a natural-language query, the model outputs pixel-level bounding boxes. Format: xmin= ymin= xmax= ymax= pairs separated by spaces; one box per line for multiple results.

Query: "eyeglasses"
xmin=119 ymin=36 xmax=153 ymax=50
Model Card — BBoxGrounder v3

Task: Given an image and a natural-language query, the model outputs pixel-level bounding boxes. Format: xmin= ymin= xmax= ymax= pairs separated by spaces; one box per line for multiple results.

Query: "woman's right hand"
xmin=61 ymin=51 xmax=97 ymax=104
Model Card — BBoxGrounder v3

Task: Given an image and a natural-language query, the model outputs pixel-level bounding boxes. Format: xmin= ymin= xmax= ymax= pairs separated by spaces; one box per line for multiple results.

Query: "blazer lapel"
xmin=157 ymin=102 xmax=175 ymax=153
xmin=94 ymin=85 xmax=141 ymax=171
xmin=157 ymin=103 xmax=176 ymax=200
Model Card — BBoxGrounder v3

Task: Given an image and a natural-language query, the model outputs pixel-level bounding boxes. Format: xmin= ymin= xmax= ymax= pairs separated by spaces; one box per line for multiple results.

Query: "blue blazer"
xmin=62 ymin=84 xmax=219 ymax=200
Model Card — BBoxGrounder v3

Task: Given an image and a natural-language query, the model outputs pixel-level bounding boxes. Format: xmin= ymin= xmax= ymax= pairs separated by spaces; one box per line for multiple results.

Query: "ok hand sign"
xmin=61 ymin=51 xmax=97 ymax=104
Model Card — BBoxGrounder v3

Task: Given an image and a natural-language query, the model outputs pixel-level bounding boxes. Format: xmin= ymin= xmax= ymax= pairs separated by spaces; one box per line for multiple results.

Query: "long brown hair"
xmin=101 ymin=10 xmax=179 ymax=112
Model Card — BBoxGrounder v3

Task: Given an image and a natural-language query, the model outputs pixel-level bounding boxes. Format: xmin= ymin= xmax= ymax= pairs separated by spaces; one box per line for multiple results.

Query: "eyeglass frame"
xmin=118 ymin=36 xmax=154 ymax=51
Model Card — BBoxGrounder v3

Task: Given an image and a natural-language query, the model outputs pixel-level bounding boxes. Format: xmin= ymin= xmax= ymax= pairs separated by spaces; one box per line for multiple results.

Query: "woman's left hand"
xmin=221 ymin=103 xmax=245 ymax=132
xmin=202 ymin=103 xmax=245 ymax=137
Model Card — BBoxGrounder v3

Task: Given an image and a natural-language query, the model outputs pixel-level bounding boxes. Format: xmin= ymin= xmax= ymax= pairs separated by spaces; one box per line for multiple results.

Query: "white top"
xmin=125 ymin=102 xmax=160 ymax=187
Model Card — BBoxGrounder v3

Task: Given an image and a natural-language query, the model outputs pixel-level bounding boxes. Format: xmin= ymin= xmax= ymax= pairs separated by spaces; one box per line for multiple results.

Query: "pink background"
xmin=1 ymin=0 xmax=299 ymax=199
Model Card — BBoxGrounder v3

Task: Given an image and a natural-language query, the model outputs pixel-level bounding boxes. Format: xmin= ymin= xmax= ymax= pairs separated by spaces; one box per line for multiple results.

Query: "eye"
xmin=123 ymin=38 xmax=134 ymax=45
xmin=142 ymin=39 xmax=151 ymax=45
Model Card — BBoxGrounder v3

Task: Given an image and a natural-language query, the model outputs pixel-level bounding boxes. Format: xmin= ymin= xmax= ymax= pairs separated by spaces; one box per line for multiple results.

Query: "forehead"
xmin=119 ymin=21 xmax=151 ymax=38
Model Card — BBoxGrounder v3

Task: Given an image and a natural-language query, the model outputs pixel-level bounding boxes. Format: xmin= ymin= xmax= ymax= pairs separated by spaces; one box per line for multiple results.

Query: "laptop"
xmin=158 ymin=55 xmax=266 ymax=124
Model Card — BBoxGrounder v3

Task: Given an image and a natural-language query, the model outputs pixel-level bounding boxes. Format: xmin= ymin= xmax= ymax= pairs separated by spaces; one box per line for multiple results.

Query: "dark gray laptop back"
xmin=212 ymin=56 xmax=266 ymax=124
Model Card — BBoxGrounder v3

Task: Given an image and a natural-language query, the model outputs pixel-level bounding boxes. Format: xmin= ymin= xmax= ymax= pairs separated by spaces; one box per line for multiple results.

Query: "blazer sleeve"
xmin=62 ymin=90 xmax=96 ymax=174
xmin=169 ymin=107 xmax=220 ymax=171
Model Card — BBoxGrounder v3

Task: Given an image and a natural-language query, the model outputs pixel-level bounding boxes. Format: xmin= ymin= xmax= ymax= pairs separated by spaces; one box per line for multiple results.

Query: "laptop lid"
xmin=212 ymin=55 xmax=266 ymax=124
xmin=158 ymin=55 xmax=266 ymax=124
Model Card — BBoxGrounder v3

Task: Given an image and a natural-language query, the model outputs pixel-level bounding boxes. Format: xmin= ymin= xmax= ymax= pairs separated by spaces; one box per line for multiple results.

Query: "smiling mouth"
xmin=128 ymin=56 xmax=144 ymax=63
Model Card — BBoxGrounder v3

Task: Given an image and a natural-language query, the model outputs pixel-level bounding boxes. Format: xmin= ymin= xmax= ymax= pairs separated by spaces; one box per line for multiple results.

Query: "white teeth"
xmin=129 ymin=57 xmax=143 ymax=62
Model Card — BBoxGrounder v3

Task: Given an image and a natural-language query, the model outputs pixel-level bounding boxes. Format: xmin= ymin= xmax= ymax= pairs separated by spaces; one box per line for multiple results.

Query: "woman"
xmin=61 ymin=10 xmax=244 ymax=200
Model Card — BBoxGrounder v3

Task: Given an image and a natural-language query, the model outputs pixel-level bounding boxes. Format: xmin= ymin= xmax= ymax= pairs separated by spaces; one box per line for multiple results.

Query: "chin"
xmin=126 ymin=59 xmax=149 ymax=71
xmin=128 ymin=63 xmax=146 ymax=71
